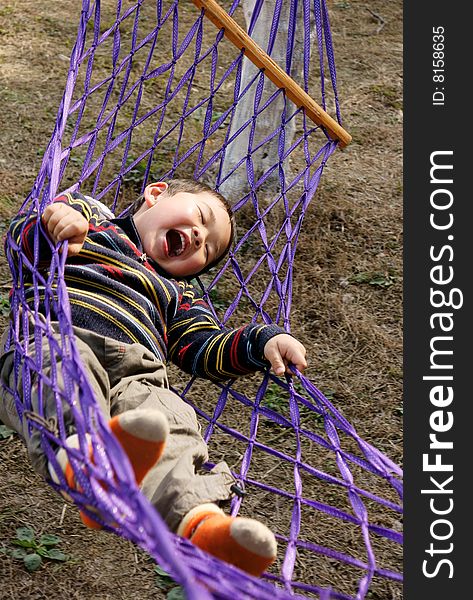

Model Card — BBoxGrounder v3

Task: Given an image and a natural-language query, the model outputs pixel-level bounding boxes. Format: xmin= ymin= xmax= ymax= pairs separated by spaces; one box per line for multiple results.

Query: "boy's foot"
xmin=177 ymin=503 xmax=277 ymax=576
xmin=108 ymin=409 xmax=169 ymax=485
xmin=48 ymin=409 xmax=169 ymax=528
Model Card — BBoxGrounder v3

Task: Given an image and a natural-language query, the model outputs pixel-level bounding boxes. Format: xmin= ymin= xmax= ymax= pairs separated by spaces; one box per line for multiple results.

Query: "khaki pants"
xmin=0 ymin=325 xmax=235 ymax=532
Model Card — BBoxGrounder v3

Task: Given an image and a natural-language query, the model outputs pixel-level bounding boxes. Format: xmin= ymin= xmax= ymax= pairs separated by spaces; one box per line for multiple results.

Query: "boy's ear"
xmin=143 ymin=182 xmax=168 ymax=208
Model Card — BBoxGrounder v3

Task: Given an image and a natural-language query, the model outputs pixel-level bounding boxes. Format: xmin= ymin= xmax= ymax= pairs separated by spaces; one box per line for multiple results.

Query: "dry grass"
xmin=0 ymin=1 xmax=402 ymax=598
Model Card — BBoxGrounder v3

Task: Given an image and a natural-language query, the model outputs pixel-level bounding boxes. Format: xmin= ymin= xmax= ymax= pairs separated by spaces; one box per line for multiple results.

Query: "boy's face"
xmin=133 ymin=182 xmax=232 ymax=277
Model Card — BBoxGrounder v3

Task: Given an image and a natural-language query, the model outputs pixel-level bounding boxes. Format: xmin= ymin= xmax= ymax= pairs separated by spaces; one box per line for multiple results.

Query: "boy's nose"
xmin=193 ymin=227 xmax=205 ymax=248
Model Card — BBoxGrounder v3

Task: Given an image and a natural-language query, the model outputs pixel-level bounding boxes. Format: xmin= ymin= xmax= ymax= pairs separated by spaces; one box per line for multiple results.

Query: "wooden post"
xmin=191 ymin=0 xmax=352 ymax=148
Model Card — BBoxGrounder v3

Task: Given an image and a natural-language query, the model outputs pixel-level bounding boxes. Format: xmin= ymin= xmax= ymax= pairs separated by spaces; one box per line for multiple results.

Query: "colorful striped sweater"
xmin=7 ymin=192 xmax=284 ymax=382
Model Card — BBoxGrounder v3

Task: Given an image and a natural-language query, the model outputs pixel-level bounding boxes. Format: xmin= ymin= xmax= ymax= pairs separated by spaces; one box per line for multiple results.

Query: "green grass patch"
xmin=262 ymin=382 xmax=328 ymax=428
xmin=0 ymin=527 xmax=70 ymax=572
xmin=348 ymin=271 xmax=397 ymax=288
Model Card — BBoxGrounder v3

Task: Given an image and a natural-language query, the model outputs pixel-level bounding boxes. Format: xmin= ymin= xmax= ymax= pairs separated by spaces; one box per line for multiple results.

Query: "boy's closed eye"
xmin=197 ymin=207 xmax=210 ymax=261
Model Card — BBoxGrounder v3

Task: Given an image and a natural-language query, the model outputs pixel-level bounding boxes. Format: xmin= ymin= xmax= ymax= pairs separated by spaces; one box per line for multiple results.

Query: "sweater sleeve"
xmin=6 ymin=192 xmax=108 ymax=270
xmin=167 ymin=281 xmax=285 ymax=382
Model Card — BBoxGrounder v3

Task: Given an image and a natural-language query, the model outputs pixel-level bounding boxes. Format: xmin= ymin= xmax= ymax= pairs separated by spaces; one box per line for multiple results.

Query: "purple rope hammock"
xmin=2 ymin=1 xmax=402 ymax=598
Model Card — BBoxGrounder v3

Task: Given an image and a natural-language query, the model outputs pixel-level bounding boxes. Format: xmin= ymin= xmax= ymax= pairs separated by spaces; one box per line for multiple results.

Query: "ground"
xmin=0 ymin=1 xmax=402 ymax=598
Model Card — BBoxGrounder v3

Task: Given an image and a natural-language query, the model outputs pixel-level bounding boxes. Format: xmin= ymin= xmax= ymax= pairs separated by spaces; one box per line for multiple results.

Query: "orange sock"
xmin=63 ymin=454 xmax=104 ymax=529
xmin=108 ymin=409 xmax=168 ymax=485
xmin=178 ymin=503 xmax=277 ymax=577
xmin=49 ymin=410 xmax=169 ymax=529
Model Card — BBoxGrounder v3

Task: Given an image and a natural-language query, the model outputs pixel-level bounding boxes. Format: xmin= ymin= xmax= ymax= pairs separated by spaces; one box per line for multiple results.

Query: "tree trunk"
xmin=218 ymin=0 xmax=315 ymax=202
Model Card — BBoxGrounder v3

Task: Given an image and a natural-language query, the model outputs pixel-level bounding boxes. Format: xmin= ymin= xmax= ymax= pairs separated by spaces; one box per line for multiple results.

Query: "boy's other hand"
xmin=42 ymin=203 xmax=88 ymax=256
xmin=263 ymin=334 xmax=307 ymax=376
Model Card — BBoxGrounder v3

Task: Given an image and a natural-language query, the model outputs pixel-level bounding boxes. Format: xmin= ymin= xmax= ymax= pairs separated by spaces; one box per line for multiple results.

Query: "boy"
xmin=0 ymin=179 xmax=307 ymax=577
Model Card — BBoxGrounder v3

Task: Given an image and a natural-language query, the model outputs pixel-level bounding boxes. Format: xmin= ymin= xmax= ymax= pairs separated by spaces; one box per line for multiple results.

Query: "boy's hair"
xmin=130 ymin=178 xmax=236 ymax=277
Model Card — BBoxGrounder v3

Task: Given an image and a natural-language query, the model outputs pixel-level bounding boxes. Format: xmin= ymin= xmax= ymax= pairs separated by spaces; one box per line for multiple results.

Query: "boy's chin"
xmin=155 ymin=259 xmax=200 ymax=279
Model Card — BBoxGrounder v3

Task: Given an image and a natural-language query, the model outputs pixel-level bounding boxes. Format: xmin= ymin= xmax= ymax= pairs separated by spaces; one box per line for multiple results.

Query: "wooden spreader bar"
xmin=191 ymin=0 xmax=352 ymax=148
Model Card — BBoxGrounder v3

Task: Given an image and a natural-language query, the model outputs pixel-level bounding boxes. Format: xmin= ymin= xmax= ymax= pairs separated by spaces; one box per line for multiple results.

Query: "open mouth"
xmin=166 ymin=229 xmax=188 ymax=257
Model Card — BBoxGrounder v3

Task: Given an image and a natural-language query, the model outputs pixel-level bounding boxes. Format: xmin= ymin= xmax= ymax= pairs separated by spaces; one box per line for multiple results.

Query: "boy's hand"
xmin=42 ymin=203 xmax=88 ymax=256
xmin=263 ymin=334 xmax=307 ymax=376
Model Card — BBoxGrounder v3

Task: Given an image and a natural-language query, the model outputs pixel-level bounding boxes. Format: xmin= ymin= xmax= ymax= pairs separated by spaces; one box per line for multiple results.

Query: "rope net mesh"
xmin=3 ymin=1 xmax=403 ymax=598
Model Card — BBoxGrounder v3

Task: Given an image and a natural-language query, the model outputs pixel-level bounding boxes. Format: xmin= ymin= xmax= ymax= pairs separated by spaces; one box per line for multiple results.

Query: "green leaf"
xmin=369 ymin=275 xmax=394 ymax=287
xmin=167 ymin=587 xmax=186 ymax=600
xmin=15 ymin=527 xmax=35 ymax=542
xmin=12 ymin=539 xmax=36 ymax=548
xmin=45 ymin=548 xmax=68 ymax=562
xmin=349 ymin=272 xmax=371 ymax=284
xmin=154 ymin=565 xmax=174 ymax=581
xmin=0 ymin=424 xmax=15 ymax=439
xmin=11 ymin=548 xmax=28 ymax=559
xmin=0 ymin=297 xmax=10 ymax=317
xmin=155 ymin=581 xmax=169 ymax=591
xmin=39 ymin=534 xmax=61 ymax=547
xmin=23 ymin=553 xmax=42 ymax=572
xmin=348 ymin=271 xmax=395 ymax=288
